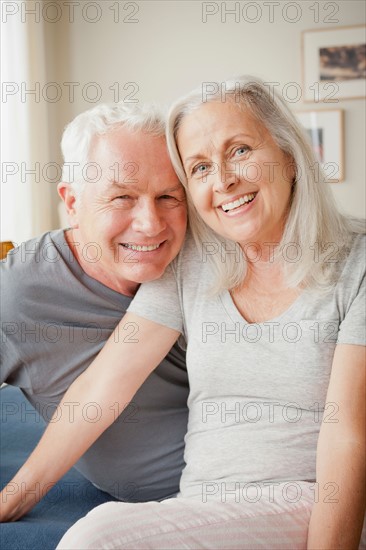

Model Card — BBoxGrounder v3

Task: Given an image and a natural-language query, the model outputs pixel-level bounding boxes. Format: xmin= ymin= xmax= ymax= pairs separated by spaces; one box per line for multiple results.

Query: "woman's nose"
xmin=212 ymin=161 xmax=240 ymax=193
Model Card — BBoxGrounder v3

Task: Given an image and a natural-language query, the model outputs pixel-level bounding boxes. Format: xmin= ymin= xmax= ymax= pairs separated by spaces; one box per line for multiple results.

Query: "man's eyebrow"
xmin=107 ymin=181 xmax=135 ymax=190
xmin=159 ymin=185 xmax=184 ymax=194
xmin=106 ymin=182 xmax=184 ymax=194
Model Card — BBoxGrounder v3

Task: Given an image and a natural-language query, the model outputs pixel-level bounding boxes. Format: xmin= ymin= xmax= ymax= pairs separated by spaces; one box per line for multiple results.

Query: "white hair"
xmin=61 ymin=102 xmax=166 ymax=196
xmin=167 ymin=76 xmax=365 ymax=293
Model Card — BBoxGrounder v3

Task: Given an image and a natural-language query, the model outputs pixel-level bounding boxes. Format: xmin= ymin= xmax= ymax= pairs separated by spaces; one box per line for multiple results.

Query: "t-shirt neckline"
xmin=219 ymin=287 xmax=307 ymax=326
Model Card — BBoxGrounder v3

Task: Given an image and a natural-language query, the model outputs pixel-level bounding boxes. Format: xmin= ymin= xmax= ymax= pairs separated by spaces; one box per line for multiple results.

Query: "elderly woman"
xmin=1 ymin=77 xmax=365 ymax=549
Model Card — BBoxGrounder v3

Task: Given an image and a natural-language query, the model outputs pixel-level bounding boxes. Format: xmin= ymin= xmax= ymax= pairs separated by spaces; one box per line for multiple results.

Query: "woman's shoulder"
xmin=171 ymin=229 xmax=216 ymax=289
xmin=343 ymin=231 xmax=365 ymax=272
xmin=349 ymin=231 xmax=365 ymax=259
xmin=173 ymin=230 xmax=207 ymax=270
xmin=335 ymin=230 xmax=365 ymax=290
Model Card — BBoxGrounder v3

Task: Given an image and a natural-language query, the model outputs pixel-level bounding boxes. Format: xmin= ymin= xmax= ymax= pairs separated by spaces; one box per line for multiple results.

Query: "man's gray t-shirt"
xmin=129 ymin=232 xmax=365 ymax=499
xmin=0 ymin=230 xmax=189 ymax=501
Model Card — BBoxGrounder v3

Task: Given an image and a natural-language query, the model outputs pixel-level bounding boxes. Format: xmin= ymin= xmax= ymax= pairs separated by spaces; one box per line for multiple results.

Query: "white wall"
xmin=38 ymin=0 xmax=366 ymax=224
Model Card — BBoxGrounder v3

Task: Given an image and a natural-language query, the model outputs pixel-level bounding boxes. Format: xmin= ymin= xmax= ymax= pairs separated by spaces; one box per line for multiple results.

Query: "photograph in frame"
xmin=302 ymin=25 xmax=366 ymax=102
xmin=296 ymin=110 xmax=345 ymax=182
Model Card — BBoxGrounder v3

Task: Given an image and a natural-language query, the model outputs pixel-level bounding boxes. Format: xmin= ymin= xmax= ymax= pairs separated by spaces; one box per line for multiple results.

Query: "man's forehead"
xmin=86 ymin=127 xmax=180 ymax=193
xmin=91 ymin=127 xmax=165 ymax=158
xmin=84 ymin=167 xmax=182 ymax=194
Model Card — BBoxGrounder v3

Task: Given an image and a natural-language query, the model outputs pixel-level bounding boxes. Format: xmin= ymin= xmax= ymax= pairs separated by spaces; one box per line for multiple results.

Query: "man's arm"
xmin=307 ymin=344 xmax=366 ymax=549
xmin=0 ymin=313 xmax=180 ymax=522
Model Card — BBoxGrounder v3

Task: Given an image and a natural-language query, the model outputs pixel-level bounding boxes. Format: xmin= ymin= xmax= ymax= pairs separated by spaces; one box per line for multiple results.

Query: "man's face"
xmin=62 ymin=127 xmax=187 ymax=295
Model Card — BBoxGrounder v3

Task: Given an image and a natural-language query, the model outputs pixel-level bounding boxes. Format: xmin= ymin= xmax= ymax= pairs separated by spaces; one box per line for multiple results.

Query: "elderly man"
xmin=0 ymin=103 xmax=188 ymax=508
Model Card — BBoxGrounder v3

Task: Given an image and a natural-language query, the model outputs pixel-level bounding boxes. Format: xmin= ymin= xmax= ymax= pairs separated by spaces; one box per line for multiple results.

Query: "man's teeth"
xmin=221 ymin=193 xmax=256 ymax=212
xmin=122 ymin=243 xmax=161 ymax=252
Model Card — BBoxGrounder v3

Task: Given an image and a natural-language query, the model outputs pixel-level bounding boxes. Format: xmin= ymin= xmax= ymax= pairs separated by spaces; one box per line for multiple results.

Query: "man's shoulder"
xmin=2 ymin=229 xmax=66 ymax=269
xmin=2 ymin=230 xmax=67 ymax=274
xmin=0 ymin=230 xmax=69 ymax=300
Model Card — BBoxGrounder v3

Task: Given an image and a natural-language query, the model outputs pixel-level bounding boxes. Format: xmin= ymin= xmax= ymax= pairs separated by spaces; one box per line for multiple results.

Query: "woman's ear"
xmin=57 ymin=182 xmax=79 ymax=229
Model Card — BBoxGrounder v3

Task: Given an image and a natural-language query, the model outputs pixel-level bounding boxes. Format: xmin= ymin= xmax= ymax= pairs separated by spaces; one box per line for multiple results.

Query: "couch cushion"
xmin=0 ymin=385 xmax=116 ymax=550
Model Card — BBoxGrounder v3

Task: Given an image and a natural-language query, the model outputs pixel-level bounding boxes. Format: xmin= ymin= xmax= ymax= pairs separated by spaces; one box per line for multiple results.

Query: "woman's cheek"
xmin=244 ymin=162 xmax=261 ymax=184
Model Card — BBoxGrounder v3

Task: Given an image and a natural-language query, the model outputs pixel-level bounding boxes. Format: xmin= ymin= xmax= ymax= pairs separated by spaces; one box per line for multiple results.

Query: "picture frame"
xmin=302 ymin=25 xmax=366 ymax=102
xmin=296 ymin=109 xmax=345 ymax=183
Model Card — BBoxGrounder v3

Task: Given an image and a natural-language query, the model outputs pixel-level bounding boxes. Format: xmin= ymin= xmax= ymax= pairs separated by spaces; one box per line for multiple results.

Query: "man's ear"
xmin=57 ymin=182 xmax=79 ymax=229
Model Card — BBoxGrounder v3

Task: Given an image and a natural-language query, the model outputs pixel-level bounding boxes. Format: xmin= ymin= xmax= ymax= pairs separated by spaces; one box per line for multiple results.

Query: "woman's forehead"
xmin=177 ymin=102 xmax=266 ymax=153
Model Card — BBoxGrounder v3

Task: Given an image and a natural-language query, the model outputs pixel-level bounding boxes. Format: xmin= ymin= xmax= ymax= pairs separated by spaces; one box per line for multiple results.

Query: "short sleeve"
xmin=0 ymin=252 xmax=27 ymax=385
xmin=127 ymin=264 xmax=184 ymax=333
xmin=337 ymin=234 xmax=366 ymax=346
xmin=337 ymin=272 xmax=366 ymax=346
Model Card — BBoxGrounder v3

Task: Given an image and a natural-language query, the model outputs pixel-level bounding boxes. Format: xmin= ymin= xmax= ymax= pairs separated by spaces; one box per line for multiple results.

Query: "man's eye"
xmin=115 ymin=195 xmax=132 ymax=200
xmin=159 ymin=195 xmax=183 ymax=207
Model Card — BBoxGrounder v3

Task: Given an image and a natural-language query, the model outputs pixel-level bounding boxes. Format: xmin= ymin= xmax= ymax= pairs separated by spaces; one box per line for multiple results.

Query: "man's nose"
xmin=131 ymin=203 xmax=167 ymax=236
xmin=212 ymin=161 xmax=239 ymax=193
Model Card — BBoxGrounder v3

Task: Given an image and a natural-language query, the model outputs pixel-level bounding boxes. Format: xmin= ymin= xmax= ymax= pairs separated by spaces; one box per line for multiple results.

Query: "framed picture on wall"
xmin=302 ymin=25 xmax=366 ymax=102
xmin=296 ymin=109 xmax=344 ymax=182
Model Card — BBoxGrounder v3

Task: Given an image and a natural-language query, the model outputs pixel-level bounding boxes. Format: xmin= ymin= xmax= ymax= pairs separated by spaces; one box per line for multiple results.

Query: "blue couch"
xmin=0 ymin=385 xmax=117 ymax=550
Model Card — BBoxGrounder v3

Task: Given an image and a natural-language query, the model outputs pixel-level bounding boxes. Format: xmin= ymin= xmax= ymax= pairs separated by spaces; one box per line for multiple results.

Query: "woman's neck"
xmin=230 ymin=252 xmax=301 ymax=324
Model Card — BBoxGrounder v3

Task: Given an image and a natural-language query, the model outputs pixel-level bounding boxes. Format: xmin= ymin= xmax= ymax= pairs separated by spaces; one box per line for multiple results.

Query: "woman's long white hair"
xmin=167 ymin=76 xmax=365 ymax=294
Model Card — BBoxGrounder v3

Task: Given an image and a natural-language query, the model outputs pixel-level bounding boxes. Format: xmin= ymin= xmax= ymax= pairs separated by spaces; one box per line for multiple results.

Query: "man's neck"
xmin=63 ymin=229 xmax=139 ymax=297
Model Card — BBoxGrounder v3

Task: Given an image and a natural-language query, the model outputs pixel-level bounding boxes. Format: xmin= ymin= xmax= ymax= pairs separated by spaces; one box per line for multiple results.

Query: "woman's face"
xmin=177 ymin=101 xmax=295 ymax=248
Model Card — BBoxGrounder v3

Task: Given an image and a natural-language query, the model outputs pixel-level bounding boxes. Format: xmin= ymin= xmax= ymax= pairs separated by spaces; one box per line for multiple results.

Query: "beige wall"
xmin=46 ymin=0 xmax=365 ymax=223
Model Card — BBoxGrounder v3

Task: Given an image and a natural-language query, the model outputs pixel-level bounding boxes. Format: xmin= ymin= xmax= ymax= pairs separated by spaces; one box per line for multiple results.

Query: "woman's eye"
xmin=234 ymin=146 xmax=249 ymax=157
xmin=192 ymin=163 xmax=209 ymax=176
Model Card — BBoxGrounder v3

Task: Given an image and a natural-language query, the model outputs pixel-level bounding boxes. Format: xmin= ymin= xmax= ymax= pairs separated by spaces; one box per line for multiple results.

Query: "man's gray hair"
xmin=167 ymin=75 xmax=365 ymax=293
xmin=61 ymin=102 xmax=165 ymax=195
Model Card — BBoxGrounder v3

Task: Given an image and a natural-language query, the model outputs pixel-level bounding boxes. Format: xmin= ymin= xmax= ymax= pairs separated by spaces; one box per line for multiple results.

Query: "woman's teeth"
xmin=221 ymin=193 xmax=256 ymax=212
xmin=121 ymin=243 xmax=161 ymax=252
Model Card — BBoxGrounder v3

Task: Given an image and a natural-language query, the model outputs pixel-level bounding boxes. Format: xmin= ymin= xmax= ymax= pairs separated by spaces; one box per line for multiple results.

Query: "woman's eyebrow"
xmin=183 ymin=154 xmax=205 ymax=165
xmin=182 ymin=133 xmax=254 ymax=165
xmin=222 ymin=133 xmax=254 ymax=145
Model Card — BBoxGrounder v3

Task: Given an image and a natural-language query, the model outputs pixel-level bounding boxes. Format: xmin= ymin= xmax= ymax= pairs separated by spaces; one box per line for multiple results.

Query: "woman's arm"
xmin=0 ymin=313 xmax=180 ymax=522
xmin=307 ymin=343 xmax=366 ymax=549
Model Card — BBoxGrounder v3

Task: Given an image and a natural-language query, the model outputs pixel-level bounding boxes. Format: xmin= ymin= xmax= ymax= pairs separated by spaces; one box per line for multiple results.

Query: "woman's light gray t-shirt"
xmin=128 ymin=232 xmax=365 ymax=500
